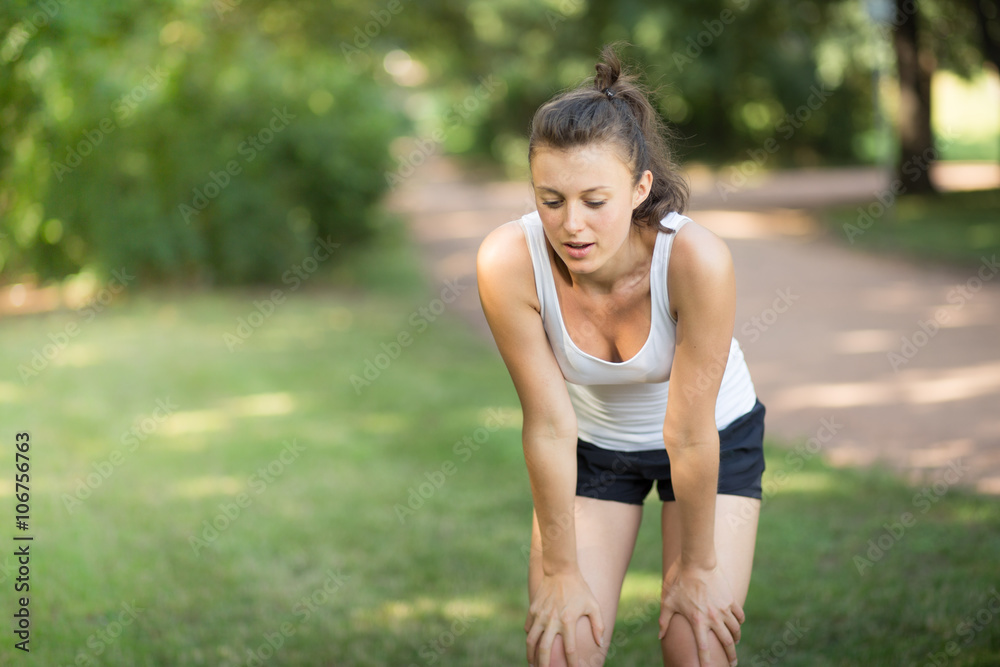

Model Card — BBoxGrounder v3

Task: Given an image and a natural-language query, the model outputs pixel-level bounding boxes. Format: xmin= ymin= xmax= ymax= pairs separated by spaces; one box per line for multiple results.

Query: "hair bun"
xmin=594 ymin=51 xmax=622 ymax=93
xmin=529 ymin=41 xmax=690 ymax=221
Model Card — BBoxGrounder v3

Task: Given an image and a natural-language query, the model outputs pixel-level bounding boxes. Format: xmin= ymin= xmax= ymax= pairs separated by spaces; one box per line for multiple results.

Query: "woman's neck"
xmin=559 ymin=224 xmax=657 ymax=296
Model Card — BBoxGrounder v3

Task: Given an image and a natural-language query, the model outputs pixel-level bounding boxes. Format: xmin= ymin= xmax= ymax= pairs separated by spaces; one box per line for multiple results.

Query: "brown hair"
xmin=528 ymin=43 xmax=688 ymax=231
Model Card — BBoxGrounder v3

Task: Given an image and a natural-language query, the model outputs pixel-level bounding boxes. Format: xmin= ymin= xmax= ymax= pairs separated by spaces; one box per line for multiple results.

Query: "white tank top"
xmin=519 ymin=210 xmax=757 ymax=452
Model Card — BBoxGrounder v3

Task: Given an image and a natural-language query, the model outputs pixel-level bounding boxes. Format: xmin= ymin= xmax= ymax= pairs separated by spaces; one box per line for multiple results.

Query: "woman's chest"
xmin=555 ymin=281 xmax=652 ymax=364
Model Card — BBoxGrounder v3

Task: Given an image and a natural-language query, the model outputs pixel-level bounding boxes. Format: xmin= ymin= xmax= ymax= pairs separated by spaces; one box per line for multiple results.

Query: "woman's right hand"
xmin=525 ymin=569 xmax=605 ymax=667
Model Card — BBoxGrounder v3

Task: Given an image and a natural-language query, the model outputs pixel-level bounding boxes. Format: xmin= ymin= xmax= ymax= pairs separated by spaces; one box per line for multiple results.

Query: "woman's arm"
xmin=477 ymin=222 xmax=604 ymax=666
xmin=659 ymin=222 xmax=743 ymax=666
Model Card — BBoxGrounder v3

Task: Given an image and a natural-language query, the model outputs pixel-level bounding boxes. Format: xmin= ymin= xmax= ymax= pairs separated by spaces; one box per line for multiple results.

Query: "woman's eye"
xmin=542 ymin=201 xmax=562 ymax=208
xmin=585 ymin=201 xmax=606 ymax=208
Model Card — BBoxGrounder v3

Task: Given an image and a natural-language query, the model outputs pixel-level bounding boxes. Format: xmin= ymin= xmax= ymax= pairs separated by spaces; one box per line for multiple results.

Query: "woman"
xmin=476 ymin=45 xmax=765 ymax=667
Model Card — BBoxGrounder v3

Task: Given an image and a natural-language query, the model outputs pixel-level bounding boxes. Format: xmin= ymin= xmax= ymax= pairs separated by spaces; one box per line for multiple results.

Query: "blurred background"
xmin=1 ymin=0 xmax=999 ymax=665
xmin=1 ymin=0 xmax=998 ymax=289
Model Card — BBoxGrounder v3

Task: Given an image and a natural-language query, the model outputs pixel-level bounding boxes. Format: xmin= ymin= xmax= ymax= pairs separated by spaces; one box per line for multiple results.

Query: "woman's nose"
xmin=563 ymin=203 xmax=586 ymax=233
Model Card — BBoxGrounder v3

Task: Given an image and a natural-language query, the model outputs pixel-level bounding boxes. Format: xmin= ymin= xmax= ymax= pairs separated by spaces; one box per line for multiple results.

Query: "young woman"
xmin=476 ymin=46 xmax=765 ymax=667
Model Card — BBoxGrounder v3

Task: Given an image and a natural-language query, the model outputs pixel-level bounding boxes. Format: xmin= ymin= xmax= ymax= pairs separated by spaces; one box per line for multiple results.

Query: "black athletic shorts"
xmin=575 ymin=399 xmax=766 ymax=505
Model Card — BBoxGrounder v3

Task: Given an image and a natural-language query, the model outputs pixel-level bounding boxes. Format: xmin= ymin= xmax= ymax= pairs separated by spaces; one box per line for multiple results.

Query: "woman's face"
xmin=530 ymin=142 xmax=651 ymax=276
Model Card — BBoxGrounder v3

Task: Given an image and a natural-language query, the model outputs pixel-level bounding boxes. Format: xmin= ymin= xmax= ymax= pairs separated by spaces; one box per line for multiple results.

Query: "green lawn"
xmin=821 ymin=188 xmax=1000 ymax=269
xmin=1 ymin=250 xmax=999 ymax=665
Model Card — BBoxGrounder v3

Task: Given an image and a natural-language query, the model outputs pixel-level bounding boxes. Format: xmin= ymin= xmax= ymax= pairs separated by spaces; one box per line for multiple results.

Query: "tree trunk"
xmin=968 ymin=0 xmax=1000 ymax=162
xmin=892 ymin=0 xmax=936 ymax=193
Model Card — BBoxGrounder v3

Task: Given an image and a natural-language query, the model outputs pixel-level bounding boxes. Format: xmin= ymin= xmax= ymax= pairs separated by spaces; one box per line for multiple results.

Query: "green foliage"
xmin=329 ymin=0 xmax=992 ymax=174
xmin=0 ymin=0 xmax=404 ymax=284
xmin=3 ymin=0 xmax=994 ymax=283
xmin=380 ymin=0 xmax=886 ymax=170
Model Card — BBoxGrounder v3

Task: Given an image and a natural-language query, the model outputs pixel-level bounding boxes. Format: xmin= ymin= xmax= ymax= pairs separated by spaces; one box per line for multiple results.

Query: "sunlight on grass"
xmin=159 ymin=393 xmax=298 ymax=439
xmin=619 ymin=571 xmax=662 ymax=607
xmin=172 ymin=475 xmax=246 ymax=499
xmin=161 ymin=408 xmax=230 ymax=436
xmin=358 ymin=595 xmax=499 ymax=633
xmin=223 ymin=392 xmax=297 ymax=417
xmin=441 ymin=597 xmax=499 ymax=621
xmin=2 ymin=288 xmax=998 ymax=666
xmin=476 ymin=405 xmax=522 ymax=428
xmin=53 ymin=341 xmax=104 ymax=368
xmin=0 ymin=380 xmax=22 ymax=402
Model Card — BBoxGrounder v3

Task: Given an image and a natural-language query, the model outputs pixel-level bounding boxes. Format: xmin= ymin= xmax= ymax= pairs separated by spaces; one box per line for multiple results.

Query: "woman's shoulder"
xmin=663 ymin=216 xmax=734 ymax=322
xmin=476 ymin=216 xmax=541 ymax=311
xmin=666 ymin=215 xmax=733 ymax=283
xmin=478 ymin=218 xmax=532 ymax=276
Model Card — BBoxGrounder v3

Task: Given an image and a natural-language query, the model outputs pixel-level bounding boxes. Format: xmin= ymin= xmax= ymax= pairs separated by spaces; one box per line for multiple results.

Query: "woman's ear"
xmin=632 ymin=169 xmax=653 ymax=209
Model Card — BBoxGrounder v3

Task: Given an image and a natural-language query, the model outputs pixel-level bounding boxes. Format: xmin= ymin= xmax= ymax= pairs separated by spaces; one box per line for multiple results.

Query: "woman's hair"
xmin=528 ymin=43 xmax=689 ymax=230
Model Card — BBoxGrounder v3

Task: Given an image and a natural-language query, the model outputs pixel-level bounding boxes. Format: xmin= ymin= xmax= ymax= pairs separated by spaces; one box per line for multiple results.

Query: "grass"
xmin=1 ymin=239 xmax=999 ymax=665
xmin=820 ymin=189 xmax=1000 ymax=269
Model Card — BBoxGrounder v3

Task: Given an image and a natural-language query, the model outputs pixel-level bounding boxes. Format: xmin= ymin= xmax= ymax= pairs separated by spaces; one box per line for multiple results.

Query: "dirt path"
xmin=388 ymin=157 xmax=1000 ymax=494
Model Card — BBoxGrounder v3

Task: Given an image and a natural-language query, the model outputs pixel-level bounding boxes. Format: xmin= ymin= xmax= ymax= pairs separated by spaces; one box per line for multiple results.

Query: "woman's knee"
xmin=530 ymin=617 xmax=608 ymax=667
xmin=660 ymin=613 xmax=733 ymax=667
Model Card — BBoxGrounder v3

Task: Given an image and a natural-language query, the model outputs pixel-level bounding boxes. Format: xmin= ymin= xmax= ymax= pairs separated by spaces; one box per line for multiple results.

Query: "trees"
xmin=0 ymin=0 xmax=403 ymax=285
xmin=968 ymin=0 xmax=1000 ymax=158
xmin=375 ymin=0 xmax=997 ymax=186
xmin=889 ymin=0 xmax=999 ymax=193
xmin=2 ymin=0 xmax=996 ymax=285
xmin=892 ymin=0 xmax=936 ymax=193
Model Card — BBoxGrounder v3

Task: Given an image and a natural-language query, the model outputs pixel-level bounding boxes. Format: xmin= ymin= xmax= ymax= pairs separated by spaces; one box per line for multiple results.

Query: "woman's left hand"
xmin=659 ymin=561 xmax=744 ymax=667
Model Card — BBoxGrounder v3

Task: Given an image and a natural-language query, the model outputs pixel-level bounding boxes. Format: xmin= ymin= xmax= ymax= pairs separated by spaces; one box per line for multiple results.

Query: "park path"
xmin=387 ymin=157 xmax=1000 ymax=494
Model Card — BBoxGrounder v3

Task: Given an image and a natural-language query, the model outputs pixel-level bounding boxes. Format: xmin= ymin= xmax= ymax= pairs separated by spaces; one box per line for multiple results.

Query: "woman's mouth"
xmin=564 ymin=242 xmax=594 ymax=259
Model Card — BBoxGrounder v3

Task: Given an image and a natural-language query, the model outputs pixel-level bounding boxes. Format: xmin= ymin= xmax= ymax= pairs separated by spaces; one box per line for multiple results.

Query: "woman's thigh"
xmin=659 ymin=494 xmax=761 ymax=667
xmin=527 ymin=495 xmax=644 ymax=667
